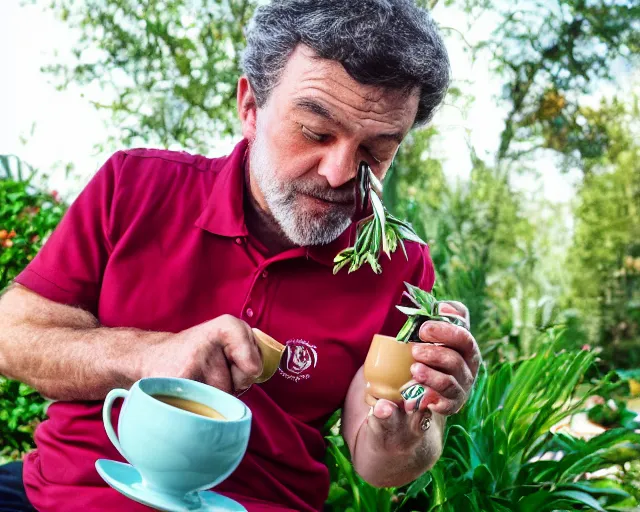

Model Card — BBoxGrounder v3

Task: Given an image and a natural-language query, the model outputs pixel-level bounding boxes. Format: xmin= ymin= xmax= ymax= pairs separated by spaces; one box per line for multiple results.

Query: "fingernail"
xmin=419 ymin=322 xmax=436 ymax=336
xmin=419 ymin=345 xmax=432 ymax=356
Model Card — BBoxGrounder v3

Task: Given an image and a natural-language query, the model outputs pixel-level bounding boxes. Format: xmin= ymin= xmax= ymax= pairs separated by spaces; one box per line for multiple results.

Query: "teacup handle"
xmin=103 ymin=388 xmax=129 ymax=460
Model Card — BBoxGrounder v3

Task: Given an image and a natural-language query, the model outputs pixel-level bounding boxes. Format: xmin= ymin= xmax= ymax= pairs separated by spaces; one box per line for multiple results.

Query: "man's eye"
xmin=365 ymin=149 xmax=382 ymax=165
xmin=302 ymin=126 xmax=329 ymax=143
xmin=370 ymin=154 xmax=382 ymax=165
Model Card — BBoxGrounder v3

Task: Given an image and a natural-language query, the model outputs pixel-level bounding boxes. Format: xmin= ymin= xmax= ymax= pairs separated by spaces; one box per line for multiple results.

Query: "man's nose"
xmin=317 ymin=144 xmax=358 ymax=188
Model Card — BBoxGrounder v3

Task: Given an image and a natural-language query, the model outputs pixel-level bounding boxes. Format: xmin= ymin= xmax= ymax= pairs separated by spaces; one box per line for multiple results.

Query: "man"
xmin=0 ymin=1 xmax=480 ymax=510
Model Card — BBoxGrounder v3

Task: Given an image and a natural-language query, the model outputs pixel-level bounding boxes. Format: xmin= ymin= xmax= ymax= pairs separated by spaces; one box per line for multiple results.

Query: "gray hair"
xmin=241 ymin=0 xmax=450 ymax=127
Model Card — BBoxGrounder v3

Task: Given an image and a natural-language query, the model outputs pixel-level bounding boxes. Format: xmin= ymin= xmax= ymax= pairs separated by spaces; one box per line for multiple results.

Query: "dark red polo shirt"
xmin=15 ymin=139 xmax=435 ymax=511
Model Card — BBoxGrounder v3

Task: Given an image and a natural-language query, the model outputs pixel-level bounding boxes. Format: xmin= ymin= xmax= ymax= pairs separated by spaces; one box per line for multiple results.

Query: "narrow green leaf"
xmin=396 ymin=305 xmax=429 ymax=316
xmin=398 ymin=237 xmax=408 ymax=260
xmin=396 ymin=224 xmax=426 ymax=245
xmin=370 ymin=193 xmax=388 ymax=257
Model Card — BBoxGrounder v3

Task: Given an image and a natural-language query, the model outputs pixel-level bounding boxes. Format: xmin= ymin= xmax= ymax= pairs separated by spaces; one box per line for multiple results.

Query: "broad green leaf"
xmin=548 ymin=490 xmax=606 ymax=512
xmin=473 ymin=464 xmax=495 ymax=493
xmin=404 ymin=471 xmax=432 ymax=500
xmin=557 ymin=482 xmax=630 ymax=501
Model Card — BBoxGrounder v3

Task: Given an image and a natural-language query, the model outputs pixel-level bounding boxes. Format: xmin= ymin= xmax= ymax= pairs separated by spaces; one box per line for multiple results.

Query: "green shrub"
xmin=0 ymin=160 xmax=67 ymax=290
xmin=0 ymin=156 xmax=66 ymax=462
xmin=0 ymin=379 xmax=49 ymax=462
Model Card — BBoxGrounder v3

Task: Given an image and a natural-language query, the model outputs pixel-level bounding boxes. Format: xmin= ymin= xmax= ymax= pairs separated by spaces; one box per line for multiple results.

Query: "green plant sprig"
xmin=396 ymin=283 xmax=468 ymax=343
xmin=333 ymin=163 xmax=425 ymax=275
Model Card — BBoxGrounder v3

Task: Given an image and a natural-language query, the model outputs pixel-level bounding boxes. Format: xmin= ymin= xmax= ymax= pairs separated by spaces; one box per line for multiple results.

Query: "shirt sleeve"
xmin=14 ymin=152 xmax=126 ymax=315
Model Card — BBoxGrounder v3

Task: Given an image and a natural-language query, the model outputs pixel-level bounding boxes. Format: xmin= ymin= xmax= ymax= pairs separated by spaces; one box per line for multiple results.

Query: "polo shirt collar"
xmin=196 ymin=139 xmax=250 ymax=238
xmin=195 ymin=138 xmax=356 ymax=268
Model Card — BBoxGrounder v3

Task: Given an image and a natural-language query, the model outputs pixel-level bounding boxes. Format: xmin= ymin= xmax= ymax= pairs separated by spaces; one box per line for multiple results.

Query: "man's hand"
xmin=0 ymin=286 xmax=264 ymax=401
xmin=136 ymin=314 xmax=263 ymax=396
xmin=365 ymin=396 xmax=444 ymax=452
xmin=400 ymin=301 xmax=480 ymax=416
xmin=342 ymin=301 xmax=481 ymax=488
xmin=343 ymin=366 xmax=447 ymax=488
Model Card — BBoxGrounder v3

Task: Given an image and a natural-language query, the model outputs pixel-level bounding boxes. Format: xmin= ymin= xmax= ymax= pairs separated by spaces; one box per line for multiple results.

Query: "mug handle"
xmin=103 ymin=388 xmax=129 ymax=460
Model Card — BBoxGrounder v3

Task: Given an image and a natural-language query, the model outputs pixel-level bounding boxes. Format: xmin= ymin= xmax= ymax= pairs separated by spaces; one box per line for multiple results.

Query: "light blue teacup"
xmin=102 ymin=377 xmax=251 ymax=507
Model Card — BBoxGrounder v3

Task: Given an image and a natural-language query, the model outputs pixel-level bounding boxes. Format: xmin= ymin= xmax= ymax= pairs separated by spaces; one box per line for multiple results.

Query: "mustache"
xmin=291 ymin=179 xmax=356 ymax=204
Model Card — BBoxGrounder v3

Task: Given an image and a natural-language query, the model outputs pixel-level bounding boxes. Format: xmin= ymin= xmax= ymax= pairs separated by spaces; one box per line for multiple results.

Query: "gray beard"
xmin=249 ymin=130 xmax=353 ymax=247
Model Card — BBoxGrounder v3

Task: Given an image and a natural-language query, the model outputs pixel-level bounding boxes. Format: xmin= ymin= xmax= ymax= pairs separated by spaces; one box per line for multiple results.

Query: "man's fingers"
xmin=217 ymin=316 xmax=263 ymax=391
xmin=366 ymin=400 xmax=402 ymax=439
xmin=409 ymin=363 xmax=465 ymax=401
xmin=401 ymin=382 xmax=463 ymax=416
xmin=230 ymin=366 xmax=253 ymax=395
xmin=401 ymin=384 xmax=439 ymax=414
xmin=202 ymin=348 xmax=234 ymax=394
xmin=417 ymin=321 xmax=481 ymax=377
xmin=437 ymin=301 xmax=470 ymax=331
xmin=369 ymin=399 xmax=433 ymax=439
xmin=371 ymin=398 xmax=399 ymax=421
xmin=427 ymin=397 xmax=461 ymax=416
xmin=438 ymin=301 xmax=469 ymax=321
xmin=412 ymin=344 xmax=475 ymax=392
xmin=204 ymin=373 xmax=234 ymax=394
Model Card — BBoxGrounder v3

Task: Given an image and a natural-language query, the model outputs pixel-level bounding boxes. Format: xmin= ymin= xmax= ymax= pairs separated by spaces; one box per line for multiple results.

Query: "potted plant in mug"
xmin=332 ymin=162 xmax=468 ymax=408
xmin=364 ymin=282 xmax=468 ymax=407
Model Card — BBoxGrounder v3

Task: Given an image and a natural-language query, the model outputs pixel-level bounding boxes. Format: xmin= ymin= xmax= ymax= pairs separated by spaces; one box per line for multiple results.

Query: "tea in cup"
xmin=100 ymin=377 xmax=251 ymax=508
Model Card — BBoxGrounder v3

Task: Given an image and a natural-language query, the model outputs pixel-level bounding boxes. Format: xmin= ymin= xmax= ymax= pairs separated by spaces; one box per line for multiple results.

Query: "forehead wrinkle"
xmin=295 ymin=63 xmax=404 ymax=111
xmin=289 ymin=46 xmax=416 ymax=115
xmin=295 ymin=79 xmax=412 ymax=129
xmin=296 ymin=77 xmax=408 ymax=116
xmin=303 ymin=75 xmax=396 ymax=117
xmin=321 ymin=74 xmax=387 ymax=104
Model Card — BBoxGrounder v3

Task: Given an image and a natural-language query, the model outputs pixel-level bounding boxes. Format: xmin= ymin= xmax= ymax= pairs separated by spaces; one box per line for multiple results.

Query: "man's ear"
xmin=237 ymin=76 xmax=258 ymax=141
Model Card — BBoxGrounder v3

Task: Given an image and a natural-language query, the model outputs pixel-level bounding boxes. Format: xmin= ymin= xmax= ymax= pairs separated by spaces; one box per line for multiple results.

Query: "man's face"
xmin=243 ymin=45 xmax=420 ymax=246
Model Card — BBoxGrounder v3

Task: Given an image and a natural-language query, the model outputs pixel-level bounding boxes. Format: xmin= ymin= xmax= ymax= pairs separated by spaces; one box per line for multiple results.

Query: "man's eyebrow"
xmin=294 ymin=97 xmax=405 ymax=144
xmin=371 ymin=132 xmax=404 ymax=145
xmin=294 ymin=98 xmax=341 ymax=126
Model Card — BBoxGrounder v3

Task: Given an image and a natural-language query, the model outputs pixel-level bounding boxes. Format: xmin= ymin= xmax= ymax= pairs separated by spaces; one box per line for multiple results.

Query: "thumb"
xmin=371 ymin=398 xmax=399 ymax=420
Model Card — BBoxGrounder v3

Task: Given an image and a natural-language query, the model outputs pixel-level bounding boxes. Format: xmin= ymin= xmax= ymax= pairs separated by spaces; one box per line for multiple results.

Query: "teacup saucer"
xmin=95 ymin=459 xmax=247 ymax=512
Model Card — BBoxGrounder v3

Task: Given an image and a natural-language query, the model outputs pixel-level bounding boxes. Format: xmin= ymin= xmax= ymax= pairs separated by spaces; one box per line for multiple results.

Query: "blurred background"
xmin=1 ymin=0 xmax=639 ymax=510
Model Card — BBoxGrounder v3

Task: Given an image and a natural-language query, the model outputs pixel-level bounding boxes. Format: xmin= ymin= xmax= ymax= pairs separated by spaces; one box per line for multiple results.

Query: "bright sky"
xmin=0 ymin=0 xmax=626 ymax=205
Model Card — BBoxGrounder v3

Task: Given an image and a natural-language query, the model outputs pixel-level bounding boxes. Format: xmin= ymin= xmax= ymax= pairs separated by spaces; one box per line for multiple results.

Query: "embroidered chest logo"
xmin=278 ymin=339 xmax=318 ymax=382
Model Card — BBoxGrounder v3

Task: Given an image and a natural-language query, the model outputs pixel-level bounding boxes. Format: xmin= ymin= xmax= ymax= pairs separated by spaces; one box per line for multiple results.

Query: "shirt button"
xmin=235 ymin=237 xmax=243 ymax=245
xmin=261 ymin=270 xmax=268 ymax=279
xmin=246 ymin=308 xmax=254 ymax=318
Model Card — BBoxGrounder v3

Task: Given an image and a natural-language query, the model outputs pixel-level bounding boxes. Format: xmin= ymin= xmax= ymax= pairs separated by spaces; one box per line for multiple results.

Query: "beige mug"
xmin=252 ymin=328 xmax=286 ymax=384
xmin=363 ymin=334 xmax=416 ymax=406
